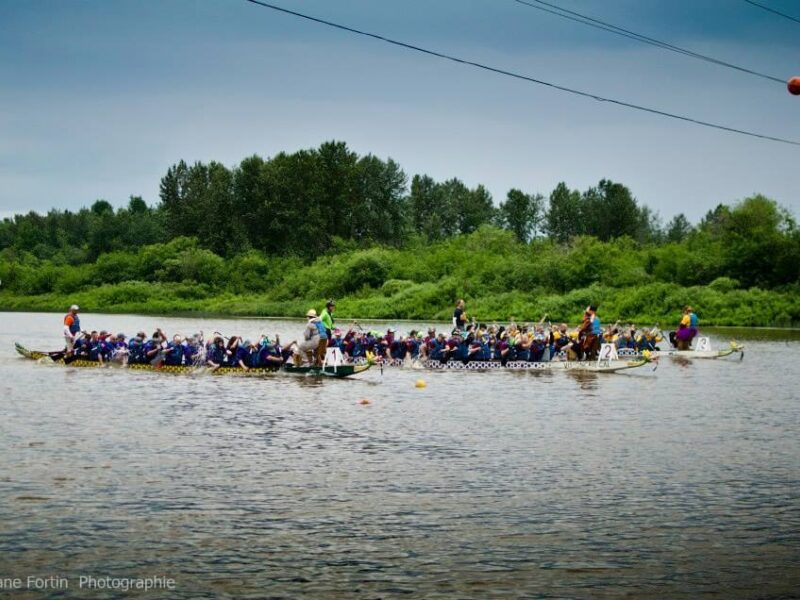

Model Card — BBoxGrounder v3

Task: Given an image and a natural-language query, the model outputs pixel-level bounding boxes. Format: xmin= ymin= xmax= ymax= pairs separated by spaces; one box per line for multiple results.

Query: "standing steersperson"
xmin=320 ymin=299 xmax=335 ymax=340
xmin=63 ymin=304 xmax=81 ymax=350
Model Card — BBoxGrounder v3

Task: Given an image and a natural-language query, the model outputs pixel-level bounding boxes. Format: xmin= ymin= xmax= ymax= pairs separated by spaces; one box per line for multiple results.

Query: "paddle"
xmin=46 ymin=350 xmax=67 ymax=362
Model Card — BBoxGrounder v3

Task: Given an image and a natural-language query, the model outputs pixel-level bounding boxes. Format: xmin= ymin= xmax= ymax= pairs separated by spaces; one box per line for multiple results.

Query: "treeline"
xmin=1 ymin=141 xmax=799 ymax=324
xmin=2 ymin=140 xmax=684 ymax=260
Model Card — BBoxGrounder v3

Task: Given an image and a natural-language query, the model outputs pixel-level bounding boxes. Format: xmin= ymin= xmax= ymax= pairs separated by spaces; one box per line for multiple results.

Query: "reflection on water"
xmin=1 ymin=313 xmax=799 ymax=598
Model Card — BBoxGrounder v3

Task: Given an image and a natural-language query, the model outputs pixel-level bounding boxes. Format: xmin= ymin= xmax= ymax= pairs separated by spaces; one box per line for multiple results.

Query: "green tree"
xmin=582 ymin=179 xmax=640 ymax=241
xmin=718 ymin=195 xmax=800 ymax=287
xmin=665 ymin=213 xmax=693 ymax=242
xmin=497 ymin=188 xmax=543 ymax=243
xmin=350 ymin=154 xmax=407 ymax=244
xmin=409 ymin=174 xmax=446 ymax=241
xmin=545 ymin=182 xmax=582 ymax=243
xmin=458 ymin=184 xmax=496 ymax=235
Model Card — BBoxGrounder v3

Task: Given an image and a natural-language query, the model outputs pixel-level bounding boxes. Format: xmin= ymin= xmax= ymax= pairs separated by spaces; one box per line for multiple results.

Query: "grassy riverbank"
xmin=2 ymin=283 xmax=798 ymax=327
xmin=3 ymin=228 xmax=798 ymax=327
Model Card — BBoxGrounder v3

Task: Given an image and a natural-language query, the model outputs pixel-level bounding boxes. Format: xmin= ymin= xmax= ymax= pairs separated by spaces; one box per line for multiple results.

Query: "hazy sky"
xmin=1 ymin=0 xmax=798 ymax=224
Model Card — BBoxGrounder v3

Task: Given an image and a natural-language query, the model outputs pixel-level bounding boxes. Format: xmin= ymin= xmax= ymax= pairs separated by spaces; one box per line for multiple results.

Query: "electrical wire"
xmin=742 ymin=0 xmax=800 ymax=25
xmin=513 ymin=0 xmax=785 ymax=84
xmin=242 ymin=0 xmax=800 ymax=147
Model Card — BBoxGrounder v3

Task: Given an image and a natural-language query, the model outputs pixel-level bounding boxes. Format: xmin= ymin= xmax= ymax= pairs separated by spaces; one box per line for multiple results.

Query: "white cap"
xmin=70 ymin=304 xmax=80 ymax=311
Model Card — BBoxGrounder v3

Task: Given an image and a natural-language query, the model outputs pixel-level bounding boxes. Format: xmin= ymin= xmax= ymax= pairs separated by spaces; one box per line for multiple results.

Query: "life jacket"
xmin=689 ymin=312 xmax=698 ymax=328
xmin=208 ymin=345 xmax=226 ymax=365
xmin=89 ymin=340 xmax=110 ymax=361
xmin=164 ymin=342 xmax=184 ymax=366
xmin=388 ymin=340 xmax=405 ymax=359
xmin=554 ymin=332 xmax=571 ymax=350
xmin=73 ymin=337 xmax=90 ymax=357
xmin=428 ymin=340 xmax=444 ymax=360
xmin=314 ymin=319 xmax=328 ymax=339
xmin=181 ymin=343 xmax=200 ymax=364
xmin=127 ymin=339 xmax=144 ymax=363
xmin=64 ymin=313 xmax=81 ymax=335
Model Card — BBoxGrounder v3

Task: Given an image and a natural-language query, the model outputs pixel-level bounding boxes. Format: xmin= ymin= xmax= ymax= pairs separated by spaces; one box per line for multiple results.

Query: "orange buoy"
xmin=359 ymin=398 xmax=371 ymax=405
xmin=789 ymin=77 xmax=800 ymax=96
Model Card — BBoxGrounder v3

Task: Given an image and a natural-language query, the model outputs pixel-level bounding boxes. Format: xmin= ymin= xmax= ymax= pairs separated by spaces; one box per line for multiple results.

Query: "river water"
xmin=0 ymin=312 xmax=798 ymax=599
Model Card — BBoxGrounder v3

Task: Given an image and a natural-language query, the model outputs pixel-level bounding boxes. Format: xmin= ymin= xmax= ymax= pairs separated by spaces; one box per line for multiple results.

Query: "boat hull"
xmin=14 ymin=343 xmax=370 ymax=378
xmin=614 ymin=346 xmax=744 ymax=360
xmin=419 ymin=358 xmax=650 ymax=373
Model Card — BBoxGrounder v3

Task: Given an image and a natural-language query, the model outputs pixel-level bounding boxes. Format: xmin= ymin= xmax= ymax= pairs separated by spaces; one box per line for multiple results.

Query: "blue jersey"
xmin=89 ymin=340 xmax=112 ymax=362
xmin=163 ymin=342 xmax=185 ymax=366
xmin=689 ymin=312 xmax=698 ymax=328
xmin=182 ymin=343 xmax=200 ymax=365
xmin=127 ymin=339 xmax=144 ymax=363
xmin=208 ymin=345 xmax=226 ymax=365
xmin=234 ymin=346 xmax=251 ymax=367
xmin=590 ymin=316 xmax=602 ymax=336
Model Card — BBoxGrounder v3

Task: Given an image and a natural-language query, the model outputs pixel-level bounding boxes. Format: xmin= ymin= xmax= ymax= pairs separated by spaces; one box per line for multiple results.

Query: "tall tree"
xmin=497 ymin=188 xmax=543 ymax=243
xmin=458 ymin=184 xmax=495 ymax=235
xmin=582 ymin=179 xmax=641 ymax=241
xmin=665 ymin=213 xmax=693 ymax=242
xmin=409 ymin=174 xmax=445 ymax=241
xmin=351 ymin=154 xmax=407 ymax=244
xmin=315 ymin=141 xmax=358 ymax=240
xmin=545 ymin=182 xmax=582 ymax=243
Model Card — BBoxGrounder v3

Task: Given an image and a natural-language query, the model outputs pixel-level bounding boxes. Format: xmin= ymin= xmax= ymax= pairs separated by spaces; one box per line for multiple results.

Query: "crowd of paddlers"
xmin=58 ymin=300 xmax=699 ymax=369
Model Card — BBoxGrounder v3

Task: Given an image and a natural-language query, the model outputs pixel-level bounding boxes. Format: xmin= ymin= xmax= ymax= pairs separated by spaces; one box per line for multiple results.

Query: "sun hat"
xmin=70 ymin=304 xmax=79 ymax=311
xmin=306 ymin=309 xmax=317 ymax=318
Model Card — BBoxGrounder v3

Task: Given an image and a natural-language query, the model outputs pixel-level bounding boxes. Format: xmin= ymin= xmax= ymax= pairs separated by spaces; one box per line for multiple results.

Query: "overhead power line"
xmin=242 ymin=0 xmax=800 ymax=147
xmin=742 ymin=0 xmax=800 ymax=25
xmin=513 ymin=0 xmax=785 ymax=84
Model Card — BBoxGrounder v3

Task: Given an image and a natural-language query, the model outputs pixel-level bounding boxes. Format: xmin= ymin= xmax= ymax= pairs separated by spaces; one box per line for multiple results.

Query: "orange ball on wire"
xmin=788 ymin=77 xmax=800 ymax=96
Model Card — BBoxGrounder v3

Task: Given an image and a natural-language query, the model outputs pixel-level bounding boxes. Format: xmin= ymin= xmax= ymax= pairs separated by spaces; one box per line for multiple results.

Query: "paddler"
xmin=551 ymin=323 xmax=572 ymax=358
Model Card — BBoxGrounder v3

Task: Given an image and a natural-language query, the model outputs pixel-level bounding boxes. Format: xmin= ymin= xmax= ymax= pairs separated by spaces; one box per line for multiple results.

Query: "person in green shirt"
xmin=320 ymin=299 xmax=335 ymax=340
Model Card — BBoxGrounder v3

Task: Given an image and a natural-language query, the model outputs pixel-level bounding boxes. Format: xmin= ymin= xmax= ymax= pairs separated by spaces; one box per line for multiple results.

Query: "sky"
xmin=0 ymin=0 xmax=798 ymax=225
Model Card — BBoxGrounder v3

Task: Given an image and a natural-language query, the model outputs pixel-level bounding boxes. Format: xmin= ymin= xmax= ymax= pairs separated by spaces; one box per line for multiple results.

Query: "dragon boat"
xmin=14 ymin=343 xmax=371 ymax=379
xmin=354 ymin=354 xmax=653 ymax=373
xmin=616 ymin=338 xmax=744 ymax=360
xmin=419 ymin=357 xmax=651 ymax=373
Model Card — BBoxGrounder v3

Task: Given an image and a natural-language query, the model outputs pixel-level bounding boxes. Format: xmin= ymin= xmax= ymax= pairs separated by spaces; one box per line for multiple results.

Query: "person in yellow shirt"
xmin=673 ymin=305 xmax=696 ymax=350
